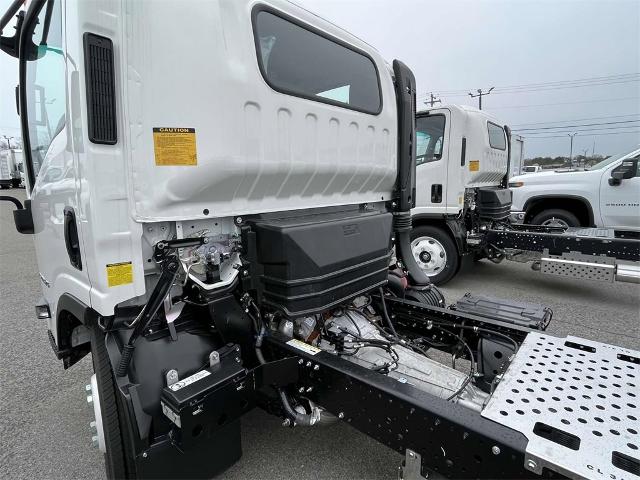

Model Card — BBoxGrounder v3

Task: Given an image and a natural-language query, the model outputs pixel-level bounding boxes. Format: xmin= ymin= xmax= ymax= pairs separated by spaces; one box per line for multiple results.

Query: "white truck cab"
xmin=413 ymin=105 xmax=508 ymax=218
xmin=510 ymin=147 xmax=640 ymax=230
xmin=411 ymin=105 xmax=511 ymax=283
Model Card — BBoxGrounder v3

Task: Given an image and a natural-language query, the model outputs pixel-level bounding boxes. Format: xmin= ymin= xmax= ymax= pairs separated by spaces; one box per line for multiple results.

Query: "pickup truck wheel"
xmin=410 ymin=225 xmax=459 ymax=285
xmin=531 ymin=209 xmax=580 ymax=228
xmin=89 ymin=323 xmax=136 ymax=479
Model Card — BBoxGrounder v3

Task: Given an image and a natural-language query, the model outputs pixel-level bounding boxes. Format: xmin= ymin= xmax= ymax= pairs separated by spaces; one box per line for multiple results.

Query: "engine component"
xmin=245 ymin=208 xmax=392 ymax=317
xmin=320 ymin=309 xmax=488 ymax=411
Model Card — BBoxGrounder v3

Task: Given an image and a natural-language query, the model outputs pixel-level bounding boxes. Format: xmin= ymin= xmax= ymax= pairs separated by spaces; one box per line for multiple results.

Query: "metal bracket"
xmin=398 ymin=449 xmax=428 ymax=480
xmin=165 ymin=369 xmax=179 ymax=387
xmin=209 ymin=350 xmax=220 ymax=369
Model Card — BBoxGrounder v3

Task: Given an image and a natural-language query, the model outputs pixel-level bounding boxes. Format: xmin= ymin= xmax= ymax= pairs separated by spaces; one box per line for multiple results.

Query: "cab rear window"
xmin=488 ymin=122 xmax=506 ymax=150
xmin=253 ymin=9 xmax=382 ymax=114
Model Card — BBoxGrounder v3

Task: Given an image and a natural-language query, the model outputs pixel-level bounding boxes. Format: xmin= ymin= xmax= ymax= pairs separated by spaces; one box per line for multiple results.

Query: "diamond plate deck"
xmin=482 ymin=332 xmax=640 ymax=479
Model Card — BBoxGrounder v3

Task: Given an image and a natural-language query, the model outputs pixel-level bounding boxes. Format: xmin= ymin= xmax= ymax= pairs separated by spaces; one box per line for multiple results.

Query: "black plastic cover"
xmin=249 ymin=209 xmax=393 ymax=316
xmin=160 ymin=345 xmax=250 ymax=451
xmin=455 ymin=292 xmax=552 ymax=330
xmin=476 ymin=187 xmax=512 ymax=221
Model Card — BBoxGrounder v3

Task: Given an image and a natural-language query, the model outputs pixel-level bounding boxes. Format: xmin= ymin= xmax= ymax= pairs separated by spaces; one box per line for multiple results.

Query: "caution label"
xmin=469 ymin=160 xmax=480 ymax=172
xmin=153 ymin=127 xmax=197 ymax=166
xmin=106 ymin=262 xmax=133 ymax=287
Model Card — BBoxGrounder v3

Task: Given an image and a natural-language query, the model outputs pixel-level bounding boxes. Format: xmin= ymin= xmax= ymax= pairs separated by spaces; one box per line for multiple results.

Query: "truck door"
xmin=415 ymin=111 xmax=450 ymax=214
xmin=599 ymin=155 xmax=640 ymax=230
xmin=20 ymin=0 xmax=92 ymax=332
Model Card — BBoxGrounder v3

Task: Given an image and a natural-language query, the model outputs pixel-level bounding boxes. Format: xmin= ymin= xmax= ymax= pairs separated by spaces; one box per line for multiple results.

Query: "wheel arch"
xmin=411 ymin=214 xmax=465 ymax=255
xmin=55 ymin=293 xmax=99 ymax=368
xmin=523 ymin=195 xmax=594 ymax=227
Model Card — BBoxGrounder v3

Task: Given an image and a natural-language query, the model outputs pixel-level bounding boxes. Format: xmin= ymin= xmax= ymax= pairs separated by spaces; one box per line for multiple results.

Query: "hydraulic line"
xmin=379 ymin=287 xmax=399 ymax=339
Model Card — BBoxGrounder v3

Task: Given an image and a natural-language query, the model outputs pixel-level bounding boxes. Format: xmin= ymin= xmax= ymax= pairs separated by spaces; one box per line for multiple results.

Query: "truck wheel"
xmin=89 ymin=323 xmax=135 ymax=479
xmin=410 ymin=225 xmax=459 ymax=285
xmin=531 ymin=209 xmax=580 ymax=228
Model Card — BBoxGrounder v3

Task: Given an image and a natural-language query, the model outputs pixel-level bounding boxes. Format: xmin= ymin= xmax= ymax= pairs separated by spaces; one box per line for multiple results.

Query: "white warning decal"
xmin=168 ymin=370 xmax=211 ymax=391
xmin=286 ymin=338 xmax=321 ymax=356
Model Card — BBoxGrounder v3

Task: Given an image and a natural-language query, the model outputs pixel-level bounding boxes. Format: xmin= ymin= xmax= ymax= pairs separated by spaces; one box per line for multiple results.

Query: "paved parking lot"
xmin=1 ymin=189 xmax=638 ymax=479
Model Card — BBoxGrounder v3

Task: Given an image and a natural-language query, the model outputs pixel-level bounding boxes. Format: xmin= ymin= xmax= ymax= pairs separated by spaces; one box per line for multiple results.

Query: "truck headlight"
xmin=508 ymin=181 xmax=524 ymax=188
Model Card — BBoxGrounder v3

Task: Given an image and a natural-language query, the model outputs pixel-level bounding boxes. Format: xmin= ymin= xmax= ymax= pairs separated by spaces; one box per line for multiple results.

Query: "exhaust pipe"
xmin=392 ymin=59 xmax=430 ymax=286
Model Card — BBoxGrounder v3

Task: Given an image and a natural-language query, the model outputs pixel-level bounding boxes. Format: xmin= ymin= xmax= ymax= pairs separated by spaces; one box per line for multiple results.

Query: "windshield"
xmin=587 ymin=148 xmax=640 ymax=170
xmin=523 ymin=166 xmax=537 ymax=172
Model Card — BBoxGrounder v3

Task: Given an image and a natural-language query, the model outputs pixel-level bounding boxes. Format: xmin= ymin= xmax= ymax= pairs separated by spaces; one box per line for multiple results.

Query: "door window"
xmin=487 ymin=122 xmax=506 ymax=150
xmin=416 ymin=115 xmax=445 ymax=166
xmin=23 ymin=0 xmax=65 ymax=183
xmin=253 ymin=9 xmax=382 ymax=114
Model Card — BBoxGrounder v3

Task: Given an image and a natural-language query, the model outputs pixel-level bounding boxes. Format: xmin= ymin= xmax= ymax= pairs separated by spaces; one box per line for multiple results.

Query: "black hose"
xmin=277 ymin=388 xmax=315 ymax=426
xmin=379 ymin=288 xmax=399 ymax=339
xmin=394 ymin=213 xmax=431 ymax=286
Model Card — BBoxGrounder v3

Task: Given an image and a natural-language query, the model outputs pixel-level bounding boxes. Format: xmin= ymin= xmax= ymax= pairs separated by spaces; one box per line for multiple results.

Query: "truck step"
xmin=539 ymin=250 xmax=640 ymax=284
xmin=540 ymin=251 xmax=616 ymax=282
xmin=482 ymin=332 xmax=640 ymax=479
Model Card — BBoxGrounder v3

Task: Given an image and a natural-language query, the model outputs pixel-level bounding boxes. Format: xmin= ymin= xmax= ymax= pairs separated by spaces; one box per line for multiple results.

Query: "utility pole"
xmin=424 ymin=93 xmax=441 ymax=107
xmin=568 ymin=132 xmax=578 ymax=165
xmin=2 ymin=135 xmax=14 ymax=150
xmin=468 ymin=87 xmax=494 ymax=110
xmin=592 ymin=140 xmax=595 ymax=157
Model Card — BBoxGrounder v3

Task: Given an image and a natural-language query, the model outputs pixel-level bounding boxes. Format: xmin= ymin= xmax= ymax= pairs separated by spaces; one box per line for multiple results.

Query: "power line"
xmin=524 ymin=125 xmax=640 ymax=136
xmin=424 ymin=73 xmax=640 ymax=95
xmin=488 ymin=96 xmax=640 ymax=110
xmin=511 ymin=113 xmax=640 ymax=126
xmin=418 ymin=73 xmax=640 ymax=98
xmin=525 ymin=130 xmax=640 ymax=139
xmin=514 ymin=119 xmax=640 ymax=132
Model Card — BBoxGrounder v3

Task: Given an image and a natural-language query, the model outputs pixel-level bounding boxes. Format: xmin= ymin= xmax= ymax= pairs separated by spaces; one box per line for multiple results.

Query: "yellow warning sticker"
xmin=106 ymin=262 xmax=133 ymax=287
xmin=153 ymin=128 xmax=197 ymax=166
xmin=469 ymin=160 xmax=480 ymax=172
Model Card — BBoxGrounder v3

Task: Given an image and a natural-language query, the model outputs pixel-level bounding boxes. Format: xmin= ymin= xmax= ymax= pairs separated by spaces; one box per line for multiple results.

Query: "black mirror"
xmin=612 ymin=171 xmax=625 ymax=180
xmin=0 ymin=195 xmax=34 ymax=234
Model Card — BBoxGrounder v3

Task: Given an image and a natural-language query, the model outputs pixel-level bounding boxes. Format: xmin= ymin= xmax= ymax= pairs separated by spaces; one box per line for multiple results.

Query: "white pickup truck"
xmin=509 ymin=147 xmax=640 ymax=230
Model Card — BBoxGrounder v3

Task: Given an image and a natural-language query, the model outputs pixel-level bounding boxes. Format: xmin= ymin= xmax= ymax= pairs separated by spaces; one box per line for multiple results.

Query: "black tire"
xmin=531 ymin=209 xmax=580 ymax=228
xmin=410 ymin=225 xmax=459 ymax=285
xmin=89 ymin=323 xmax=134 ymax=479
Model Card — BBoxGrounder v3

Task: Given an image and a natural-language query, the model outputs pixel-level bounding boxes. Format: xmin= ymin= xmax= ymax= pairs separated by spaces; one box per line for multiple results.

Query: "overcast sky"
xmin=1 ymin=0 xmax=639 ymax=158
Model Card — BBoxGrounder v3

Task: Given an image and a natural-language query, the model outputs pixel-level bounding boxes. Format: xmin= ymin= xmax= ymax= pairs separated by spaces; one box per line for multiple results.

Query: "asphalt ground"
xmin=1 ymin=188 xmax=639 ymax=479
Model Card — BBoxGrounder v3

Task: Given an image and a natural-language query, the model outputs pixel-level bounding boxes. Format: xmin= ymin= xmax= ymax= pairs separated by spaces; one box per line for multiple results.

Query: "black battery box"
xmin=160 ymin=344 xmax=251 ymax=451
xmin=454 ymin=293 xmax=552 ymax=330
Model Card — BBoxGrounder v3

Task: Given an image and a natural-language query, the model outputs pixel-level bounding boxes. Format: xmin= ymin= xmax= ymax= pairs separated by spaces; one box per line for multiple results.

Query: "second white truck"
xmin=410 ymin=105 xmax=640 ymax=284
xmin=509 ymin=147 xmax=640 ymax=230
